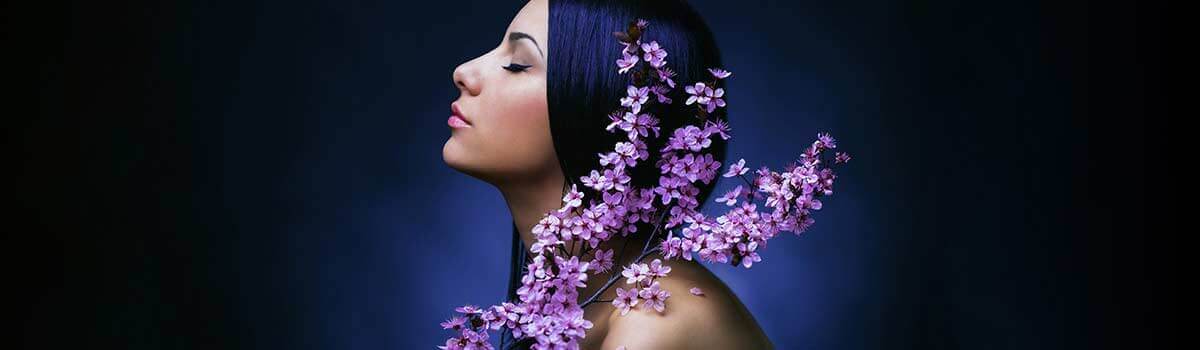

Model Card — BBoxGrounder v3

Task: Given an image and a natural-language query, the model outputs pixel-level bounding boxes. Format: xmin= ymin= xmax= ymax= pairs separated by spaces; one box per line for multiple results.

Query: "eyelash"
xmin=502 ymin=63 xmax=533 ymax=73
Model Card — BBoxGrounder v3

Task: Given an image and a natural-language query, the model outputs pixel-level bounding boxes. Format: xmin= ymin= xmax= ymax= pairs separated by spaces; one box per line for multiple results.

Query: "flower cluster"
xmin=439 ymin=19 xmax=849 ymax=350
xmin=614 ymin=259 xmax=672 ymax=315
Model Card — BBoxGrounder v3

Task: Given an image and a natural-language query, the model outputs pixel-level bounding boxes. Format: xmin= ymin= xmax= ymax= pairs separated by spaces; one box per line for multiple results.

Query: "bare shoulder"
xmin=598 ymin=259 xmax=774 ymax=350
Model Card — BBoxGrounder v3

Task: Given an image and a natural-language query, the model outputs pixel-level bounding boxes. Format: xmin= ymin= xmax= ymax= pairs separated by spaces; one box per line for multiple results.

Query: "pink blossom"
xmin=641 ymin=41 xmax=667 ymax=68
xmin=647 ymin=258 xmax=672 ymax=277
xmin=620 ymin=85 xmax=650 ymax=114
xmin=684 ymin=82 xmax=711 ymax=106
xmin=836 ymin=152 xmax=851 ymax=164
xmin=724 ymin=158 xmax=749 ymax=178
xmin=441 ymin=316 xmax=467 ymax=330
xmin=638 ymin=281 xmax=671 ymax=313
xmin=715 ymin=185 xmax=744 ymax=206
xmin=616 ymin=51 xmax=638 ymax=74
xmin=708 ymin=67 xmax=732 ymax=79
xmin=590 ymin=248 xmax=614 ymax=273
xmin=613 ymin=287 xmax=639 ymax=316
xmin=657 ymin=67 xmax=677 ymax=88
xmin=705 ymin=118 xmax=732 ymax=140
xmin=559 ymin=184 xmax=584 ymax=212
xmin=621 ymin=262 xmax=650 ymax=285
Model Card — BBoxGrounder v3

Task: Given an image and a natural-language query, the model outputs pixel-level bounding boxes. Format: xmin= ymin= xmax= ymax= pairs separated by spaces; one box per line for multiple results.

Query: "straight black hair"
xmin=501 ymin=1 xmax=725 ymax=348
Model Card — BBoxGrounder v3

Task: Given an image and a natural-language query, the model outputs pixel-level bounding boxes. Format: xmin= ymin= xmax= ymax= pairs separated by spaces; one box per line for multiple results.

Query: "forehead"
xmin=506 ymin=0 xmax=548 ymax=43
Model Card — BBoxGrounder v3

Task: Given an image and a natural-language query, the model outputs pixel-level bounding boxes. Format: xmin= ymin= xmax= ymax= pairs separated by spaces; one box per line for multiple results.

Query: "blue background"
xmin=15 ymin=0 xmax=1161 ymax=349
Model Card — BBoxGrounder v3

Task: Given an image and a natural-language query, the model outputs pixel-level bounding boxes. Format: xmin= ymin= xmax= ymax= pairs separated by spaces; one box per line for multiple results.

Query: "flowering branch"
xmin=579 ymin=208 xmax=670 ymax=308
xmin=438 ymin=18 xmax=850 ymax=350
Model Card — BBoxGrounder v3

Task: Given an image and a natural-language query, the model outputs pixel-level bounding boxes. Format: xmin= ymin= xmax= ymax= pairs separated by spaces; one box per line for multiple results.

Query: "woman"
xmin=444 ymin=0 xmax=773 ymax=348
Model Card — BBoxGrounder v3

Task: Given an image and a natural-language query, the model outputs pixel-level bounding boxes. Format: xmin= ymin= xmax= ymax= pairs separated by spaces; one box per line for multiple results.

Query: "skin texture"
xmin=445 ymin=1 xmax=773 ymax=348
xmin=445 ymin=0 xmax=562 ymax=254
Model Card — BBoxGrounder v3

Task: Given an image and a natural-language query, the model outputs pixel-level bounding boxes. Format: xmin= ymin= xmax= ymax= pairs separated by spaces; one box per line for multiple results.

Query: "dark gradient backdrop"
xmin=15 ymin=0 xmax=1164 ymax=349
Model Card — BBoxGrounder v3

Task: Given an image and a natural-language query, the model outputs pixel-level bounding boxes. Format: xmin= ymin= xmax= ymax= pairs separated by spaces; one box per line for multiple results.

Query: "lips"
xmin=450 ymin=103 xmax=472 ymax=126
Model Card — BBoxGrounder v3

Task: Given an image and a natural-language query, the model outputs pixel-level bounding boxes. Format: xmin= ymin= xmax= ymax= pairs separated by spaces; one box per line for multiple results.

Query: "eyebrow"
xmin=508 ymin=31 xmax=544 ymax=59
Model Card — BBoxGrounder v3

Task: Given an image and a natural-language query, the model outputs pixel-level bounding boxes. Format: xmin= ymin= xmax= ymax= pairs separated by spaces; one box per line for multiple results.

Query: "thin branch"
xmin=580 ymin=207 xmax=672 ymax=307
xmin=737 ymin=173 xmax=756 ymax=191
xmin=580 ymin=246 xmax=663 ymax=307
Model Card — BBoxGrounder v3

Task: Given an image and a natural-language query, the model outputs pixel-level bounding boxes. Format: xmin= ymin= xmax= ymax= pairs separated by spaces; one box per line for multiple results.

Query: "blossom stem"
xmin=580 ymin=208 xmax=670 ymax=308
xmin=737 ymin=173 xmax=756 ymax=190
xmin=580 ymin=246 xmax=663 ymax=308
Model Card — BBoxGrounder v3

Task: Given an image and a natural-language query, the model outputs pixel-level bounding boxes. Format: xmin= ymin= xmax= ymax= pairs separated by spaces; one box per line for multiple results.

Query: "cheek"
xmin=446 ymin=78 xmax=555 ymax=180
xmin=484 ymin=83 xmax=554 ymax=171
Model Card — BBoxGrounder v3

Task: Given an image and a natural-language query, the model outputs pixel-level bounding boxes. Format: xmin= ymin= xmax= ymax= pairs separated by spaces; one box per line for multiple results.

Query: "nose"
xmin=452 ymin=62 xmax=481 ymax=96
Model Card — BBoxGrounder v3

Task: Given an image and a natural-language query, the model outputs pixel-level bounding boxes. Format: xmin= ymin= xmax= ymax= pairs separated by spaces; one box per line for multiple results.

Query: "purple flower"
xmin=638 ymin=281 xmax=670 ymax=313
xmin=615 ymin=141 xmax=636 ymax=161
xmin=656 ymin=67 xmax=677 ymax=88
xmin=708 ymin=67 xmax=732 ymax=79
xmin=580 ymin=170 xmax=610 ymax=191
xmin=672 ymin=227 xmax=701 ymax=261
xmin=602 ymin=190 xmax=624 ymax=206
xmin=651 ymin=84 xmax=673 ymax=104
xmin=441 ymin=316 xmax=467 ymax=330
xmin=715 ymin=185 xmax=743 ymax=206
xmin=817 ymin=132 xmax=837 ymax=149
xmin=612 ymin=287 xmax=640 ymax=316
xmin=638 ymin=112 xmax=667 ymax=139
xmin=590 ymin=248 xmax=614 ymax=273
xmin=620 ymin=85 xmax=650 ymax=114
xmin=609 ymin=112 xmax=660 ymax=141
xmin=455 ymin=305 xmax=483 ymax=314
xmin=723 ymin=158 xmax=749 ymax=178
xmin=640 ymin=41 xmax=667 ymax=68
xmin=684 ymin=82 xmax=711 ymax=106
xmin=660 ymin=237 xmax=683 ymax=260
xmin=531 ymin=213 xmax=560 ymax=236
xmin=836 ymin=152 xmax=851 ymax=164
xmin=646 ymin=258 xmax=672 ymax=277
xmin=621 ymin=262 xmax=650 ymax=285
xmin=704 ymin=87 xmax=726 ymax=113
xmin=437 ymin=337 xmax=463 ymax=350
xmin=705 ymin=118 xmax=732 ymax=140
xmin=528 ymin=254 xmax=549 ymax=279
xmin=530 ymin=236 xmax=561 ymax=254
xmin=616 ymin=51 xmax=638 ymax=74
xmin=598 ymin=151 xmax=621 ymax=168
xmin=603 ymin=168 xmax=631 ymax=192
xmin=689 ymin=287 xmax=704 ymax=296
xmin=735 ymin=241 xmax=763 ymax=268
xmin=684 ymin=82 xmax=727 ymax=113
xmin=559 ymin=184 xmax=584 ymax=213
xmin=555 ymin=255 xmax=590 ymax=288
xmin=664 ymin=125 xmax=713 ymax=152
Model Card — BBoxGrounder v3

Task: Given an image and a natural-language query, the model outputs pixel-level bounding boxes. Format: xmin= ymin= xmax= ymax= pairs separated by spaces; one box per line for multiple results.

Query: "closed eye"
xmin=502 ymin=63 xmax=533 ymax=72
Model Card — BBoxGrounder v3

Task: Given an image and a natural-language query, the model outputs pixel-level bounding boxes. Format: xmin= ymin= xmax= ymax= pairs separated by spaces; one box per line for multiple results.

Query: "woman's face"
xmin=444 ymin=0 xmax=557 ymax=186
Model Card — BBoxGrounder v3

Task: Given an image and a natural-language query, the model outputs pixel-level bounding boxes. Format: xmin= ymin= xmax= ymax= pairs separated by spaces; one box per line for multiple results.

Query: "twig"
xmin=580 ymin=207 xmax=672 ymax=307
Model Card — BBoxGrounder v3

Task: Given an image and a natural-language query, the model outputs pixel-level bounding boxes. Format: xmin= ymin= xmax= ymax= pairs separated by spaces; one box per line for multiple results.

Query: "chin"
xmin=442 ymin=137 xmax=467 ymax=171
xmin=443 ymin=137 xmax=484 ymax=180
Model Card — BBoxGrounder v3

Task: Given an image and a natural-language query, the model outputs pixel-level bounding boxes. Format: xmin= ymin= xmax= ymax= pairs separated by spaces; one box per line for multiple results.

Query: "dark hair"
xmin=501 ymin=1 xmax=725 ymax=348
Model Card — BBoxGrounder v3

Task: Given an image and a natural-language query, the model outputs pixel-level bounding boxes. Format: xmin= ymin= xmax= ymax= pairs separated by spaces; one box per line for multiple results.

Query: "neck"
xmin=498 ymin=173 xmax=567 ymax=253
xmin=499 ymin=175 xmax=662 ymax=304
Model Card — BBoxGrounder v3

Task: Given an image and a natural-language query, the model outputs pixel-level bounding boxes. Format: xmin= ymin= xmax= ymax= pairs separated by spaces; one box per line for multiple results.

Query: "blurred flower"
xmin=708 ymin=68 xmax=732 ymax=79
